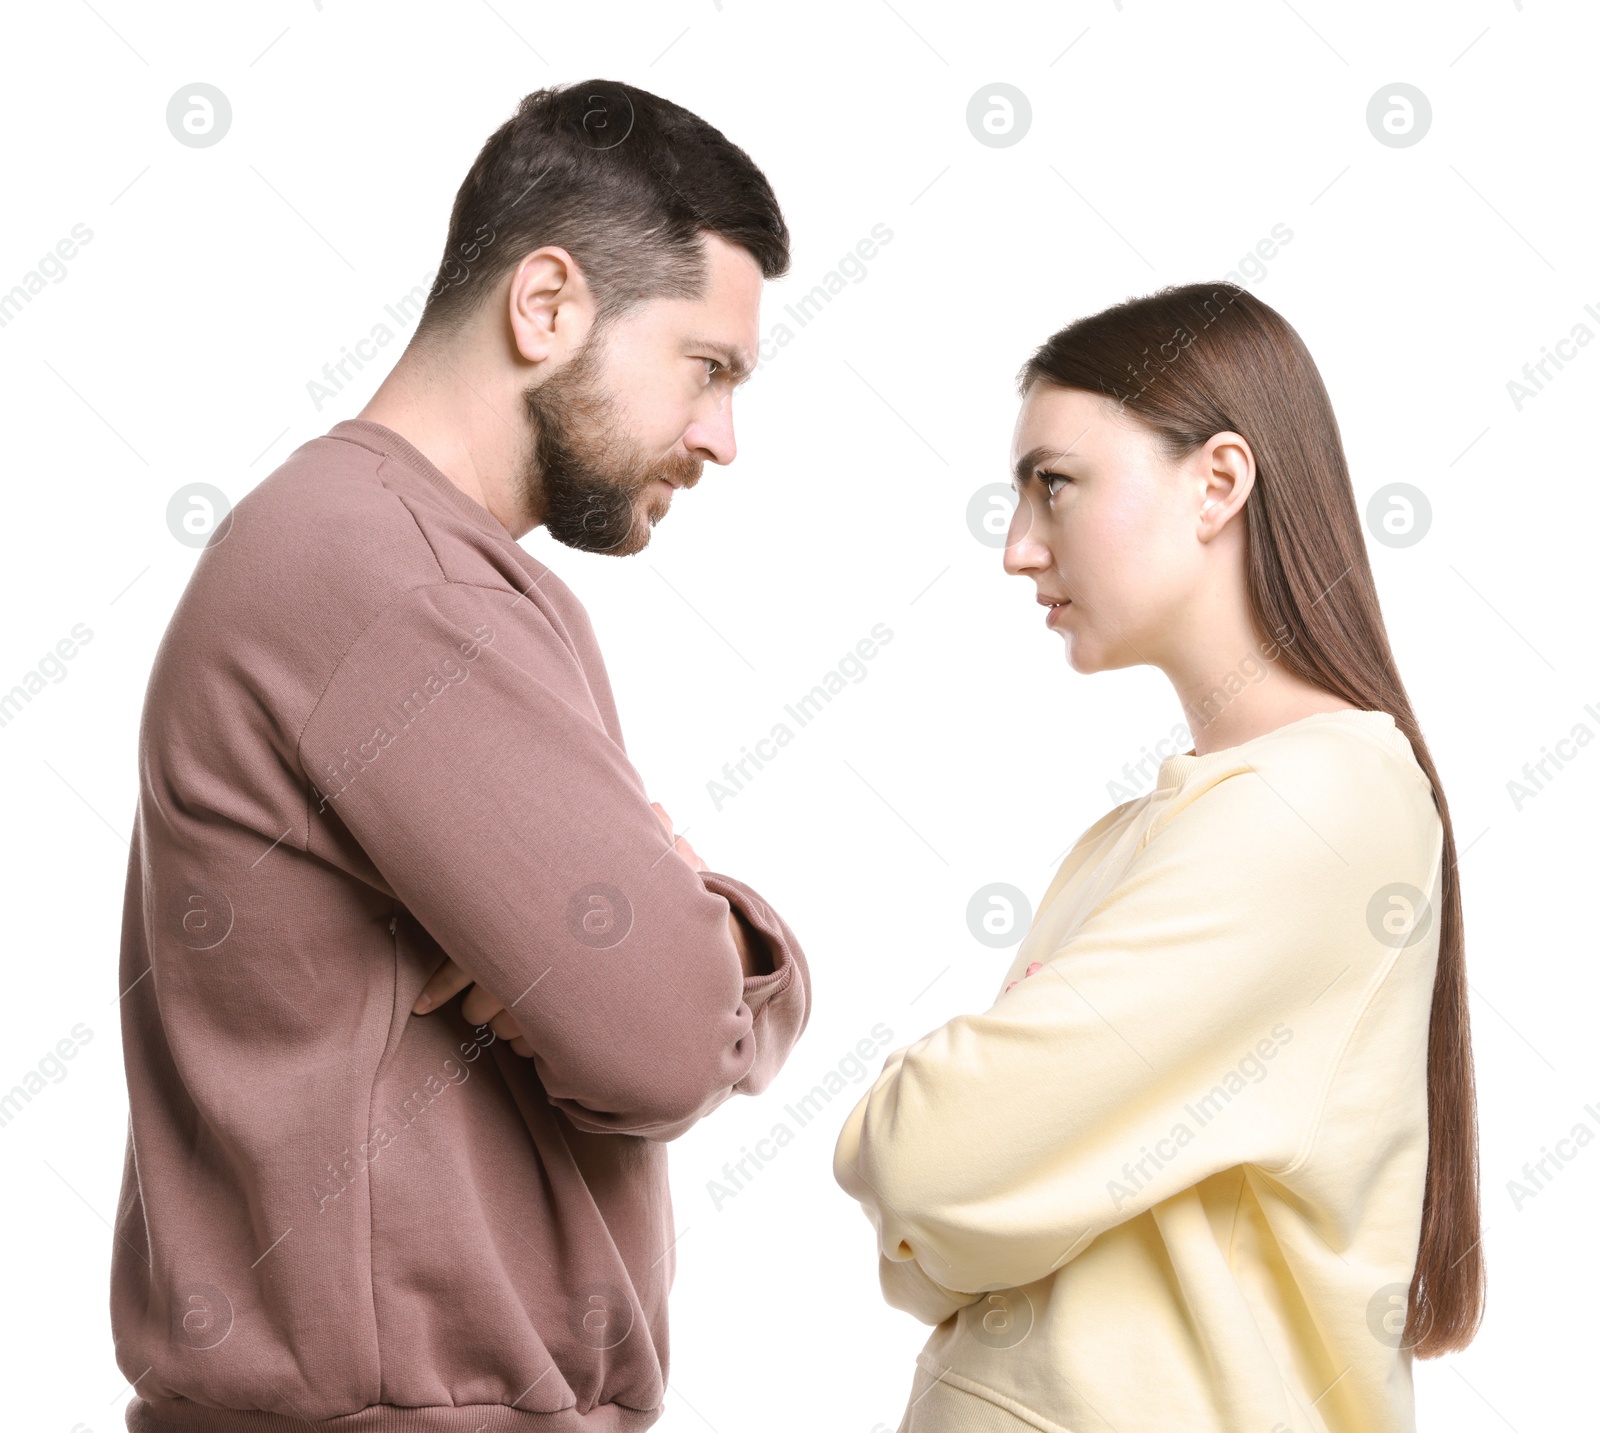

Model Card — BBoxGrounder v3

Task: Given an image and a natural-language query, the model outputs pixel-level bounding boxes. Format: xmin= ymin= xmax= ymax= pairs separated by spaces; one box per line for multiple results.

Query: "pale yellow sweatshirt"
xmin=834 ymin=709 xmax=1444 ymax=1433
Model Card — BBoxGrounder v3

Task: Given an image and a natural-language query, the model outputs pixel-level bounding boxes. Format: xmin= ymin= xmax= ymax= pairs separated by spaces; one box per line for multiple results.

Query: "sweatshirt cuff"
xmin=699 ymin=869 xmax=812 ymax=1093
xmin=699 ymin=870 xmax=803 ymax=1011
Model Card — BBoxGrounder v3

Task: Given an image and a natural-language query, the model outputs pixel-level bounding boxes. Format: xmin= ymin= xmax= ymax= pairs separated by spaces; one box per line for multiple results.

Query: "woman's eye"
xmin=1042 ymin=472 xmax=1071 ymax=498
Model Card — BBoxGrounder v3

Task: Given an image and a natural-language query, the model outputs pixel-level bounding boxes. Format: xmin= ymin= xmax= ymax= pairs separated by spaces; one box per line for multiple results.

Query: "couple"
xmin=110 ymin=80 xmax=1483 ymax=1433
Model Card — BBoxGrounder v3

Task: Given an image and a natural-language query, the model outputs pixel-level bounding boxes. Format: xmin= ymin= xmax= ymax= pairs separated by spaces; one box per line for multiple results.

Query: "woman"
xmin=832 ymin=283 xmax=1484 ymax=1432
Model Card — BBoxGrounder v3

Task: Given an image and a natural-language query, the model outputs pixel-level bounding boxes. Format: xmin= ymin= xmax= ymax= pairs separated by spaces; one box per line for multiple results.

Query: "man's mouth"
xmin=655 ymin=469 xmax=699 ymax=493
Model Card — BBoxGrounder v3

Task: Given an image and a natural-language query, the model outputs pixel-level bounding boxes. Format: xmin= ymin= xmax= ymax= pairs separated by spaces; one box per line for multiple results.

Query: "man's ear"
xmin=508 ymin=245 xmax=594 ymax=365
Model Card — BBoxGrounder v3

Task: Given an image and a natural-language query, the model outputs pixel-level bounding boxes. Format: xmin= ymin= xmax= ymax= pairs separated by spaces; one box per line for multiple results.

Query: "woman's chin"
xmin=1061 ymin=640 xmax=1117 ymax=677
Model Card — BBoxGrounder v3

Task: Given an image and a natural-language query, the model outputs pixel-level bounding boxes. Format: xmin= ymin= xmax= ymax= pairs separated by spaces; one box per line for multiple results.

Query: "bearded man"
xmin=110 ymin=79 xmax=811 ymax=1433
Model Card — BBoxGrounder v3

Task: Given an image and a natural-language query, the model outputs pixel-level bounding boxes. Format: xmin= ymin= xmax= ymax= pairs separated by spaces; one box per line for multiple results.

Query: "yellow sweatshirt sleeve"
xmin=834 ymin=752 xmax=1433 ymax=1297
xmin=875 ymin=1248 xmax=981 ymax=1326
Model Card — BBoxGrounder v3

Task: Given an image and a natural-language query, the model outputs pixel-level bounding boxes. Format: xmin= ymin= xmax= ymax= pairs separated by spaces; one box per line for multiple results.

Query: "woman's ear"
xmin=1197 ymin=430 xmax=1255 ymax=536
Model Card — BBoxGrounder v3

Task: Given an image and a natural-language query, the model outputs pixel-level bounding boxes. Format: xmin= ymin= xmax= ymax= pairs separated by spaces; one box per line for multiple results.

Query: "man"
xmin=111 ymin=80 xmax=811 ymax=1432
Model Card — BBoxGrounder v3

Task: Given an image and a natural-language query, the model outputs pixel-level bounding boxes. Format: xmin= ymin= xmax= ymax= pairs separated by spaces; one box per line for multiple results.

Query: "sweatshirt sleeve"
xmin=833 ymin=761 xmax=1413 ymax=1297
xmin=298 ymin=580 xmax=811 ymax=1142
xmin=876 ymin=1246 xmax=982 ymax=1326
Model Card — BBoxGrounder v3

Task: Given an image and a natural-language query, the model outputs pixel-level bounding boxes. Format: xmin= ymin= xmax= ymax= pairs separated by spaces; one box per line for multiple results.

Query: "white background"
xmin=0 ymin=1 xmax=1594 ymax=1429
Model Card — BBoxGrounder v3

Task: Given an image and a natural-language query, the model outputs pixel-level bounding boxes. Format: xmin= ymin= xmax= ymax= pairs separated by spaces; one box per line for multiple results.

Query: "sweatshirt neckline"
xmin=327 ymin=418 xmax=514 ymax=544
xmin=1154 ymin=709 xmax=1403 ymax=794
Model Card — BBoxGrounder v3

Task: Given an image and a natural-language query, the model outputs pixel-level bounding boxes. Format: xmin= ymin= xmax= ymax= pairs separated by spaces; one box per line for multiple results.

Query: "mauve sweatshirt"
xmin=110 ymin=418 xmax=811 ymax=1431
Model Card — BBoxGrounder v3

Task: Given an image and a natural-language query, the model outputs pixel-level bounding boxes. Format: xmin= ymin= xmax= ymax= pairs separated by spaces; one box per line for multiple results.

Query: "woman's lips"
xmin=1045 ymin=599 xmax=1071 ymax=626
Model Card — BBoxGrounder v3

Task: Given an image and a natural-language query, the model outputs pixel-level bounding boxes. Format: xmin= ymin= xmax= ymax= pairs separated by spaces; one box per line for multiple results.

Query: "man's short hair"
xmin=416 ymin=79 xmax=791 ymax=345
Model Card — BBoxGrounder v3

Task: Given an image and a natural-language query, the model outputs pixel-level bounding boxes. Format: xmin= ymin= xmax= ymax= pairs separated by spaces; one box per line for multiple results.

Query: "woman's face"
xmin=1004 ymin=383 xmax=1243 ymax=675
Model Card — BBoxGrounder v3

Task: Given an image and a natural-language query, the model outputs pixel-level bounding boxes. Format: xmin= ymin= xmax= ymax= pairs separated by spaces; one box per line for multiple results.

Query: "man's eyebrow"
xmin=688 ymin=338 xmax=756 ymax=384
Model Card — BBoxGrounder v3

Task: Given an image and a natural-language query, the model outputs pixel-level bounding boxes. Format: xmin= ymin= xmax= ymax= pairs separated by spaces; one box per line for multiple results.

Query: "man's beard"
xmin=521 ymin=337 xmax=702 ymax=556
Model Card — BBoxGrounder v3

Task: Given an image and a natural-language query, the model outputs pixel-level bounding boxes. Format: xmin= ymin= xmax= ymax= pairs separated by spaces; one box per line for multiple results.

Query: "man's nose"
xmin=683 ymin=403 xmax=736 ymax=466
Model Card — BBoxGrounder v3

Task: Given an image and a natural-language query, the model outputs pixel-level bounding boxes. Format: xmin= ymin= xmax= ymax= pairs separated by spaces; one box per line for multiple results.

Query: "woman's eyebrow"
xmin=1011 ymin=445 xmax=1060 ymax=491
xmin=1011 ymin=426 xmax=1094 ymax=489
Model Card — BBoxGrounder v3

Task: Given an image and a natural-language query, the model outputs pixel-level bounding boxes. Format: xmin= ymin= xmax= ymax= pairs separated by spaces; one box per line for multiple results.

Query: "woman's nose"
xmin=1003 ymin=504 xmax=1049 ymax=575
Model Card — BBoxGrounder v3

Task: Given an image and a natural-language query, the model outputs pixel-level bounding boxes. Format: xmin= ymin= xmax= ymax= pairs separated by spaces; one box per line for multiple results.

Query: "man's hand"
xmin=650 ymin=801 xmax=707 ymax=872
xmin=410 ymin=801 xmax=770 ymax=1049
xmin=411 ymin=958 xmax=534 ymax=1056
xmin=652 ymin=803 xmax=773 ymax=979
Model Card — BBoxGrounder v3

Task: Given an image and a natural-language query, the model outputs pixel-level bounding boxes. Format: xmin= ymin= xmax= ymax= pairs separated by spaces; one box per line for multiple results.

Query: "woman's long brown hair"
xmin=1017 ymin=282 xmax=1484 ymax=1357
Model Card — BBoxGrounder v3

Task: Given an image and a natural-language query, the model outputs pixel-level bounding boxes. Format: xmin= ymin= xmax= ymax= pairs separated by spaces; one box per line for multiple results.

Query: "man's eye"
xmin=702 ymin=358 xmax=723 ymax=381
